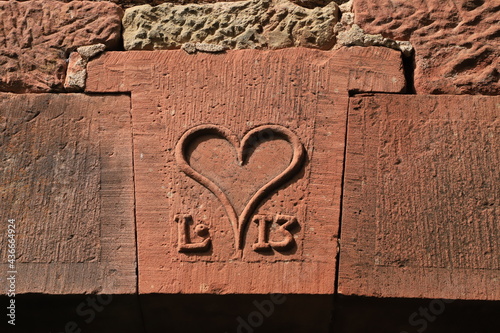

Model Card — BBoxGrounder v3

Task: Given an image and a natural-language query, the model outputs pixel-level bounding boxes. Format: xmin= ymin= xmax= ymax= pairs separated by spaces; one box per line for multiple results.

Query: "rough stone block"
xmin=353 ymin=0 xmax=500 ymax=95
xmin=339 ymin=95 xmax=500 ymax=300
xmin=0 ymin=93 xmax=136 ymax=294
xmin=122 ymin=0 xmax=339 ymax=51
xmin=0 ymin=1 xmax=123 ymax=93
xmin=64 ymin=44 xmax=107 ymax=91
xmin=86 ymin=47 xmax=405 ymax=294
xmin=64 ymin=52 xmax=87 ymax=91
xmin=61 ymin=0 xmax=247 ymax=7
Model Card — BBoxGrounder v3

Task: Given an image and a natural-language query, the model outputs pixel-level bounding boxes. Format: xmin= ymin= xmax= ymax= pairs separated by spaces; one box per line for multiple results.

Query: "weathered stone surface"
xmin=181 ymin=42 xmax=227 ymax=54
xmin=289 ymin=0 xmax=335 ymax=8
xmin=87 ymin=47 xmax=406 ymax=93
xmin=64 ymin=52 xmax=87 ymax=91
xmin=0 ymin=1 xmax=123 ymax=93
xmin=353 ymin=0 xmax=500 ymax=94
xmin=64 ymin=43 xmax=106 ymax=91
xmin=62 ymin=0 xmax=347 ymax=8
xmin=0 ymin=93 xmax=135 ymax=294
xmin=339 ymin=95 xmax=500 ymax=300
xmin=122 ymin=0 xmax=339 ymax=50
xmin=86 ymin=47 xmax=404 ymax=294
xmin=336 ymin=24 xmax=413 ymax=56
xmin=333 ymin=1 xmax=413 ymax=56
xmin=77 ymin=43 xmax=107 ymax=60
xmin=62 ymin=0 xmax=246 ymax=7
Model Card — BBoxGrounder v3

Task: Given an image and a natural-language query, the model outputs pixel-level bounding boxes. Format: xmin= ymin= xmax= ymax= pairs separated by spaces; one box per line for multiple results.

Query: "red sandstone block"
xmin=86 ymin=47 xmax=405 ymax=294
xmin=0 ymin=93 xmax=136 ymax=294
xmin=339 ymin=95 xmax=500 ymax=300
xmin=353 ymin=0 xmax=499 ymax=95
xmin=0 ymin=1 xmax=123 ymax=93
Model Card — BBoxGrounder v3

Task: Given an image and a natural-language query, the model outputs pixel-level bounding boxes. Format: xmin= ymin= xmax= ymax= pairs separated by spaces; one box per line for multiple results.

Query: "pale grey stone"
xmin=123 ymin=0 xmax=340 ymax=51
xmin=77 ymin=44 xmax=106 ymax=60
xmin=336 ymin=24 xmax=413 ymax=57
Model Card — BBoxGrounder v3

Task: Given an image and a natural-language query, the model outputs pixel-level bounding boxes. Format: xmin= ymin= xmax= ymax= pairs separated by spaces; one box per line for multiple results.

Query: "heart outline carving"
xmin=175 ymin=124 xmax=305 ymax=251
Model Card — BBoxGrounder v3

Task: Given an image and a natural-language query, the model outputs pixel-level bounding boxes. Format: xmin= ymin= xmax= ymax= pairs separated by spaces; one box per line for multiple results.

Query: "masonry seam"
xmin=330 ymin=95 xmax=351 ymax=332
xmin=126 ymin=92 xmax=149 ymax=333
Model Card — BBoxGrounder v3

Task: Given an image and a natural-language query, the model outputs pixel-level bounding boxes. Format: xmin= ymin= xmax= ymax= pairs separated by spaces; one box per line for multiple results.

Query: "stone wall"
xmin=2 ymin=0 xmax=497 ymax=94
xmin=0 ymin=0 xmax=498 ymax=332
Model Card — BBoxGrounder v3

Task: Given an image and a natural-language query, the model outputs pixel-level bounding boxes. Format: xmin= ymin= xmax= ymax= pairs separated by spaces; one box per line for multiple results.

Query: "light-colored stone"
xmin=194 ymin=43 xmax=228 ymax=53
xmin=64 ymin=44 xmax=107 ymax=91
xmin=77 ymin=43 xmax=106 ymax=60
xmin=289 ymin=0 xmax=335 ymax=8
xmin=0 ymin=1 xmax=122 ymax=93
xmin=66 ymin=0 xmax=250 ymax=7
xmin=64 ymin=52 xmax=87 ymax=91
xmin=122 ymin=0 xmax=339 ymax=51
xmin=181 ymin=43 xmax=198 ymax=54
xmin=182 ymin=42 xmax=227 ymax=54
xmin=336 ymin=24 xmax=413 ymax=56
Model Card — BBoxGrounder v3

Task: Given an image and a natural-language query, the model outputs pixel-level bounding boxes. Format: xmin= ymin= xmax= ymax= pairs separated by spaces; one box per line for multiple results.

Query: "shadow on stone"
xmin=1 ymin=294 xmax=144 ymax=333
xmin=333 ymin=295 xmax=500 ymax=333
xmin=141 ymin=294 xmax=333 ymax=333
xmin=4 ymin=293 xmax=499 ymax=332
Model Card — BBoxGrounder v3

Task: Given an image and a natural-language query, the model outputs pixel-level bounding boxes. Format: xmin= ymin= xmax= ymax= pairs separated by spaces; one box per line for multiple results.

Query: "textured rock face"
xmin=122 ymin=0 xmax=339 ymax=50
xmin=64 ymin=53 xmax=88 ymax=91
xmin=354 ymin=0 xmax=500 ymax=94
xmin=63 ymin=0 xmax=246 ymax=7
xmin=339 ymin=95 xmax=500 ymax=300
xmin=64 ymin=43 xmax=106 ymax=91
xmin=333 ymin=1 xmax=413 ymax=56
xmin=60 ymin=0 xmax=347 ymax=9
xmin=336 ymin=23 xmax=413 ymax=56
xmin=181 ymin=42 xmax=227 ymax=53
xmin=0 ymin=1 xmax=123 ymax=93
xmin=0 ymin=93 xmax=136 ymax=294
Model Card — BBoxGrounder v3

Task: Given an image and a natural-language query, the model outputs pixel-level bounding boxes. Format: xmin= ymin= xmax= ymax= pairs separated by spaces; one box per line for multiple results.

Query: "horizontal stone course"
xmin=122 ymin=0 xmax=340 ymax=51
xmin=0 ymin=0 xmax=123 ymax=93
xmin=1 ymin=0 xmax=495 ymax=95
xmin=54 ymin=0 xmax=345 ymax=8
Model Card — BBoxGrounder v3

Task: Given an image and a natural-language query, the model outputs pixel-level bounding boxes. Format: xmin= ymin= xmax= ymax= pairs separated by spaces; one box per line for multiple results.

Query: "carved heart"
xmin=175 ymin=124 xmax=304 ymax=250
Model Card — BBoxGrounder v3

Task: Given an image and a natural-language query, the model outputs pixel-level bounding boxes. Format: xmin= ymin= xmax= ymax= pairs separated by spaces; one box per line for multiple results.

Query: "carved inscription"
xmin=269 ymin=215 xmax=298 ymax=251
xmin=253 ymin=215 xmax=298 ymax=252
xmin=175 ymin=124 xmax=304 ymax=253
xmin=252 ymin=215 xmax=273 ymax=251
xmin=175 ymin=214 xmax=212 ymax=253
